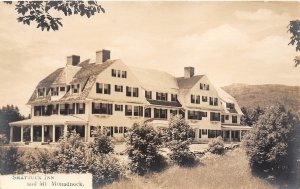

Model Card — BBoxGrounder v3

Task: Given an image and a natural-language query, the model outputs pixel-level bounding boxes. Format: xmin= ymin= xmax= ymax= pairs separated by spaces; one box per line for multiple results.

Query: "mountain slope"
xmin=222 ymin=84 xmax=300 ymax=117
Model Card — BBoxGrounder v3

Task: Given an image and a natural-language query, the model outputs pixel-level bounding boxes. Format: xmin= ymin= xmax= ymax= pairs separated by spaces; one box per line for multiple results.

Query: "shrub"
xmin=0 ymin=146 xmax=22 ymax=174
xmin=89 ymin=154 xmax=124 ymax=187
xmin=91 ymin=127 xmax=114 ymax=155
xmin=0 ymin=133 xmax=7 ymax=145
xmin=56 ymin=130 xmax=89 ymax=173
xmin=243 ymin=105 xmax=295 ymax=177
xmin=57 ymin=130 xmax=124 ymax=187
xmin=165 ymin=115 xmax=197 ymax=167
xmin=127 ymin=122 xmax=166 ymax=175
xmin=208 ymin=136 xmax=225 ymax=155
xmin=18 ymin=148 xmax=58 ymax=174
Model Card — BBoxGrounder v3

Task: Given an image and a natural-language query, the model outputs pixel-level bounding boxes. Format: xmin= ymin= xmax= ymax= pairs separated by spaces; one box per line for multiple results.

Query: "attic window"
xmin=121 ymin=71 xmax=127 ymax=78
xmin=112 ymin=69 xmax=127 ymax=78
xmin=37 ymin=88 xmax=45 ymax=97
xmin=200 ymin=83 xmax=209 ymax=90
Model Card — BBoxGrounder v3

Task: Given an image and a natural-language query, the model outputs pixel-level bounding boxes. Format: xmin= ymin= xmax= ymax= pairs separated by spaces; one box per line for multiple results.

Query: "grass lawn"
xmin=103 ymin=148 xmax=275 ymax=189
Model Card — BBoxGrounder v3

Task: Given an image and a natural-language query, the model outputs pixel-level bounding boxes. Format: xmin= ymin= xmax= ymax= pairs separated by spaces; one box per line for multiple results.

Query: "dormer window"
xmin=60 ymin=87 xmax=65 ymax=92
xmin=72 ymin=84 xmax=80 ymax=93
xmin=51 ymin=87 xmax=59 ymax=96
xmin=226 ymin=103 xmax=235 ymax=109
xmin=145 ymin=91 xmax=152 ymax=99
xmin=171 ymin=94 xmax=177 ymax=102
xmin=156 ymin=92 xmax=168 ymax=101
xmin=37 ymin=88 xmax=45 ymax=97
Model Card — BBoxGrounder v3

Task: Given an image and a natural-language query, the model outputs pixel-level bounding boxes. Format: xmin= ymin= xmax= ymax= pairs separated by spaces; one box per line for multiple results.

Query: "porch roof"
xmin=221 ymin=125 xmax=252 ymax=130
xmin=9 ymin=115 xmax=88 ymax=126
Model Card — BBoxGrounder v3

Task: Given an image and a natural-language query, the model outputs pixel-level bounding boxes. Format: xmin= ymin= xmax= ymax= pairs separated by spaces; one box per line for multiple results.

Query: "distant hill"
xmin=222 ymin=84 xmax=300 ymax=117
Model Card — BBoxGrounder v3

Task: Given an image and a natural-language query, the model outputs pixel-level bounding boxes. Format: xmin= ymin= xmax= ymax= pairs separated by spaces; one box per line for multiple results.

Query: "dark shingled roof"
xmin=147 ymin=99 xmax=182 ymax=107
xmin=28 ymin=60 xmax=116 ymax=105
xmin=37 ymin=68 xmax=64 ymax=88
xmin=176 ymin=75 xmax=204 ymax=89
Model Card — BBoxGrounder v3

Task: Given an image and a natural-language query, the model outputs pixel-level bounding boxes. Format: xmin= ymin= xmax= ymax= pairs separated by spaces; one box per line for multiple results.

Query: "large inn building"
xmin=9 ymin=50 xmax=251 ymax=144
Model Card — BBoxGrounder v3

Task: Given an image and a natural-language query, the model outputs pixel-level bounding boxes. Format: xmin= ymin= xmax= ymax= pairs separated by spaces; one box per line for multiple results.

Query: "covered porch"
xmin=9 ymin=115 xmax=88 ymax=144
xmin=221 ymin=125 xmax=252 ymax=142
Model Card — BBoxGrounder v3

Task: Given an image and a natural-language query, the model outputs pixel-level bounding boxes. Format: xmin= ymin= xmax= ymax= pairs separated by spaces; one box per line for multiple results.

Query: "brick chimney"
xmin=96 ymin=49 xmax=110 ymax=63
xmin=184 ymin=67 xmax=195 ymax=78
xmin=66 ymin=55 xmax=80 ymax=66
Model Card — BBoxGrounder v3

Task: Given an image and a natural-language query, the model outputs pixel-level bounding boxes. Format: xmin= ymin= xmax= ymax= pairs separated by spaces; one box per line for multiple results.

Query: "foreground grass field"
xmin=103 ymin=148 xmax=275 ymax=189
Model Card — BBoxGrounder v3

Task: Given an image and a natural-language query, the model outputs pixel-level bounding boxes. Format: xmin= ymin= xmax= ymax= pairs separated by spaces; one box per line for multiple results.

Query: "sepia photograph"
xmin=0 ymin=1 xmax=299 ymax=189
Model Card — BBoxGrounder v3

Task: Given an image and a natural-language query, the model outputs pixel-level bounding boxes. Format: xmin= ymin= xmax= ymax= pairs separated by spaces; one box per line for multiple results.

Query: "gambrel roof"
xmin=130 ymin=66 xmax=179 ymax=94
xmin=176 ymin=75 xmax=204 ymax=89
xmin=27 ymin=59 xmax=116 ymax=105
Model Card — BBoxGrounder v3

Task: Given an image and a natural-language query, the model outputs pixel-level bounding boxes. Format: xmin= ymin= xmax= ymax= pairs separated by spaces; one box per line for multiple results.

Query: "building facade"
xmin=9 ymin=50 xmax=251 ymax=145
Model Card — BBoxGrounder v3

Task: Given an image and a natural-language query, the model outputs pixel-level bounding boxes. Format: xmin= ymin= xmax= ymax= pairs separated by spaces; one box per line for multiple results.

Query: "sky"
xmin=0 ymin=1 xmax=299 ymax=115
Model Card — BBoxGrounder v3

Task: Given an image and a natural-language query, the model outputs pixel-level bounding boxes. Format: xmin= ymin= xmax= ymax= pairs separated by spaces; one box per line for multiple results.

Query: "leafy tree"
xmin=165 ymin=115 xmax=196 ymax=167
xmin=0 ymin=105 xmax=25 ymax=143
xmin=91 ymin=127 xmax=114 ymax=155
xmin=4 ymin=1 xmax=105 ymax=31
xmin=126 ymin=122 xmax=165 ymax=175
xmin=243 ymin=105 xmax=296 ymax=177
xmin=208 ymin=136 xmax=225 ymax=155
xmin=288 ymin=20 xmax=300 ymax=67
xmin=240 ymin=106 xmax=264 ymax=126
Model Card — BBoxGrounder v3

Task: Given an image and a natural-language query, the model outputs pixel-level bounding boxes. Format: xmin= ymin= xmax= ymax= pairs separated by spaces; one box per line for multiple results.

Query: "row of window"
xmin=199 ymin=129 xmax=222 ymax=138
xmin=34 ymin=103 xmax=85 ymax=116
xmin=96 ymin=83 xmax=139 ymax=97
xmin=33 ymin=103 xmax=237 ymax=123
xmin=190 ymin=95 xmax=218 ymax=106
xmin=112 ymin=69 xmax=127 ymax=78
xmin=221 ymin=115 xmax=238 ymax=123
xmin=145 ymin=91 xmax=178 ymax=102
xmin=37 ymin=84 xmax=80 ymax=97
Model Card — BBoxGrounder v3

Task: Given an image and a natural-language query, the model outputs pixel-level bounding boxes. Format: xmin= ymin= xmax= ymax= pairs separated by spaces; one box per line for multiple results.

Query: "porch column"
xmin=64 ymin=124 xmax=68 ymax=137
xmin=239 ymin=130 xmax=242 ymax=141
xmin=85 ymin=124 xmax=88 ymax=142
xmin=21 ymin=126 xmax=24 ymax=142
xmin=52 ymin=125 xmax=55 ymax=142
xmin=229 ymin=130 xmax=232 ymax=142
xmin=74 ymin=103 xmax=77 ymax=115
xmin=10 ymin=126 xmax=13 ymax=143
xmin=30 ymin=125 xmax=33 ymax=142
xmin=41 ymin=125 xmax=44 ymax=143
